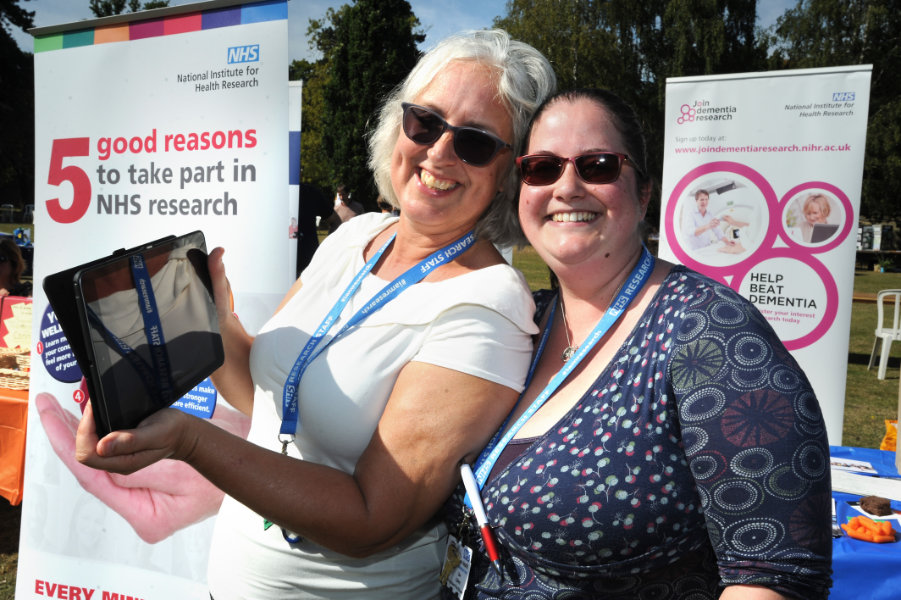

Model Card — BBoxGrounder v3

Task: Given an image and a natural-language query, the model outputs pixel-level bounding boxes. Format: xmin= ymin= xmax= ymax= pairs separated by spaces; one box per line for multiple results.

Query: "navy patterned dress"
xmin=444 ymin=266 xmax=832 ymax=599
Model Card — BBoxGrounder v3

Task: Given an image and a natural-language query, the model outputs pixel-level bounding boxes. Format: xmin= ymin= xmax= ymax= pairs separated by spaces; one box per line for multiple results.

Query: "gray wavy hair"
xmin=367 ymin=29 xmax=556 ymax=247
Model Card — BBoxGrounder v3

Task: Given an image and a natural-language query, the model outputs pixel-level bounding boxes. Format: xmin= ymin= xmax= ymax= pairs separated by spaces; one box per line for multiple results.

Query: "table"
xmin=830 ymin=446 xmax=901 ymax=600
xmin=856 ymin=250 xmax=901 ymax=271
xmin=0 ymin=387 xmax=28 ymax=505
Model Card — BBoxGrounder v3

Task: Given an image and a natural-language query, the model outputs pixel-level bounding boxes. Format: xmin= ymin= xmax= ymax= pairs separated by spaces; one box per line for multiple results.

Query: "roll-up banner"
xmin=19 ymin=1 xmax=289 ymax=597
xmin=658 ymin=65 xmax=873 ymax=446
xmin=288 ymin=80 xmax=302 ymax=280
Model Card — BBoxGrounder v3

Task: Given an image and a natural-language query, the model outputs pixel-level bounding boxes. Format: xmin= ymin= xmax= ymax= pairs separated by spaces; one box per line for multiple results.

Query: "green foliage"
xmin=0 ymin=0 xmax=34 ymax=210
xmin=290 ymin=58 xmax=331 ymax=191
xmin=90 ymin=0 xmax=136 ymax=15
xmin=89 ymin=0 xmax=168 ymax=17
xmin=494 ymin=0 xmax=763 ymax=229
xmin=310 ymin=0 xmax=424 ymax=210
xmin=763 ymin=0 xmax=901 ymax=223
xmin=0 ymin=0 xmax=32 ymax=34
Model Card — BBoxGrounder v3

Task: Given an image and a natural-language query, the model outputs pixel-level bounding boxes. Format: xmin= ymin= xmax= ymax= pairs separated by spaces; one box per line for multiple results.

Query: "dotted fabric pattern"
xmin=445 ymin=267 xmax=832 ymax=600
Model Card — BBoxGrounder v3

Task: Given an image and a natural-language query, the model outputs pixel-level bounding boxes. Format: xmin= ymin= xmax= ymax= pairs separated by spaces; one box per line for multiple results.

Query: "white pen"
xmin=460 ymin=463 xmax=502 ymax=576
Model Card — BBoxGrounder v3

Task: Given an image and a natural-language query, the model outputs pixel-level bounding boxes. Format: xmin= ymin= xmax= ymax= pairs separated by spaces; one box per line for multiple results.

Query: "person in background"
xmin=73 ymin=29 xmax=556 ymax=600
xmin=337 ymin=183 xmax=364 ymax=214
xmin=0 ymin=237 xmax=31 ymax=297
xmin=328 ymin=183 xmax=366 ymax=233
xmin=378 ymin=195 xmax=399 ymax=216
xmin=445 ymin=88 xmax=832 ymax=599
xmin=296 ymin=182 xmax=335 ymax=276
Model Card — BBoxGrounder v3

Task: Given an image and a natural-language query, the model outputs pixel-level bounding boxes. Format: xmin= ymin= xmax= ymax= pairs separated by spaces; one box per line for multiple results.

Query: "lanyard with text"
xmin=465 ymin=246 xmax=655 ymax=504
xmin=278 ymin=229 xmax=476 ymax=451
xmin=86 ymin=254 xmax=175 ymax=404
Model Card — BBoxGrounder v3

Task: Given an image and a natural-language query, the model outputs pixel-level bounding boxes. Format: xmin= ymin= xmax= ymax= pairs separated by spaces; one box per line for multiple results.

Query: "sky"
xmin=10 ymin=0 xmax=796 ymax=63
xmin=9 ymin=0 xmax=510 ymax=62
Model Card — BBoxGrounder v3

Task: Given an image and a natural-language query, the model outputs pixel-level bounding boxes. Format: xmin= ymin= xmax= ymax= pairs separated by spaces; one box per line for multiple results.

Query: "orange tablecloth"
xmin=0 ymin=387 xmax=28 ymax=505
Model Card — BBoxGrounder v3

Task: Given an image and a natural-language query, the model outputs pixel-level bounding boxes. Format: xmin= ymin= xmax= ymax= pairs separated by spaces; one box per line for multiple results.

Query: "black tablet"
xmin=43 ymin=231 xmax=224 ymax=437
xmin=810 ymin=223 xmax=839 ymax=244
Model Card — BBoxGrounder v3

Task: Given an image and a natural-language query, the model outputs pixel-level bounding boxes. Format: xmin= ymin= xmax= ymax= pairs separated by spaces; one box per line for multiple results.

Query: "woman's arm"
xmin=76 ymin=360 xmax=519 ymax=557
xmin=206 ymin=248 xmax=305 ymax=415
xmin=206 ymin=247 xmax=253 ymax=414
xmin=675 ymin=281 xmax=832 ymax=596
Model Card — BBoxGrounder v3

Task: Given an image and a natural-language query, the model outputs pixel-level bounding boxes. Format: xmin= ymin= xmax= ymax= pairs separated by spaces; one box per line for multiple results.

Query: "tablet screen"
xmin=810 ymin=223 xmax=839 ymax=244
xmin=75 ymin=231 xmax=223 ymax=434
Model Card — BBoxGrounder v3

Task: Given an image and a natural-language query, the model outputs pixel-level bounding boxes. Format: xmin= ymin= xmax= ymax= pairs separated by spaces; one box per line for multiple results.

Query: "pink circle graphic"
xmin=729 ymin=252 xmax=837 ymax=350
xmin=664 ymin=162 xmax=841 ymax=350
xmin=664 ymin=161 xmax=779 ymax=275
xmin=778 ymin=182 xmax=854 ymax=253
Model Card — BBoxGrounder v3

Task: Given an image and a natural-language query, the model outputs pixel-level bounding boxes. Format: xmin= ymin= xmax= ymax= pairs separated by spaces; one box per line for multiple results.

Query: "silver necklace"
xmin=559 ymin=296 xmax=578 ymax=362
xmin=558 ymin=273 xmax=632 ymax=363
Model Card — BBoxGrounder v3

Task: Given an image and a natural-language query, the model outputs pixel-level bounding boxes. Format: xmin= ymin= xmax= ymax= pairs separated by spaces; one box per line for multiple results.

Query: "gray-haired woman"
xmin=73 ymin=29 xmax=556 ymax=599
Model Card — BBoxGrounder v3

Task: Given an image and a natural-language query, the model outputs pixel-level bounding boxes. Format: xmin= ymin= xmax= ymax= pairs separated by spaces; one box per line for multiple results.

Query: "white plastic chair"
xmin=868 ymin=289 xmax=901 ymax=379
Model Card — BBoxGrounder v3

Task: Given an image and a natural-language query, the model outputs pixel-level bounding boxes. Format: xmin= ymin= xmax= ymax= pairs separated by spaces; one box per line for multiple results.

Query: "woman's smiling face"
xmin=804 ymin=202 xmax=827 ymax=225
xmin=389 ymin=60 xmax=513 ymax=238
xmin=517 ymin=97 xmax=647 ymax=271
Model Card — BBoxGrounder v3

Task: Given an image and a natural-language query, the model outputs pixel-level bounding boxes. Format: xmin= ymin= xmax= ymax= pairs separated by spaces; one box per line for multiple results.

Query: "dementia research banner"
xmin=19 ymin=1 xmax=289 ymax=598
xmin=657 ymin=65 xmax=872 ymax=445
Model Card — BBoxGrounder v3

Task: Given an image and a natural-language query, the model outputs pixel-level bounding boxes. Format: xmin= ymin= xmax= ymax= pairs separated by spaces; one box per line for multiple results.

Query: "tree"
xmin=89 ymin=0 xmax=168 ymax=17
xmin=0 ymin=0 xmax=35 ymax=211
xmin=1 ymin=0 xmax=31 ymax=34
xmin=289 ymin=58 xmax=330 ymax=192
xmin=495 ymin=0 xmax=762 ymax=227
xmin=308 ymin=0 xmax=424 ymax=210
xmin=764 ymin=0 xmax=901 ymax=222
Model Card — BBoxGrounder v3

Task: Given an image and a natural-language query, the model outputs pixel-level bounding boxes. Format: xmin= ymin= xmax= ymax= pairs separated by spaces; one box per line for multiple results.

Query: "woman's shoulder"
xmin=301 ymin=212 xmax=395 ymax=282
xmin=363 ymin=262 xmax=538 ymax=334
xmin=660 ymin=264 xmax=743 ymax=302
xmin=325 ymin=211 xmax=396 ymax=246
xmin=655 ymin=265 xmax=782 ymax=340
xmin=427 ymin=263 xmax=537 ymax=327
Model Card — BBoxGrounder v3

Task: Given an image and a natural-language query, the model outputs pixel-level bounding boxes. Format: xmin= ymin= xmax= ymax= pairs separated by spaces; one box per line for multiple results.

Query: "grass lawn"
xmin=841 ymin=268 xmax=901 ymax=448
xmin=1 ymin=240 xmax=898 ymax=600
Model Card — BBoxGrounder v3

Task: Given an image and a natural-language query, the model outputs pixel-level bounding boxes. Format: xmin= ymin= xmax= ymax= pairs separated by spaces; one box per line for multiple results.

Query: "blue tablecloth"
xmin=830 ymin=446 xmax=901 ymax=600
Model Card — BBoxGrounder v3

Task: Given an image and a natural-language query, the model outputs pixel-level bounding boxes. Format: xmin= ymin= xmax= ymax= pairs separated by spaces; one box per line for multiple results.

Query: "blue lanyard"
xmin=278 ymin=229 xmax=476 ymax=447
xmin=86 ymin=254 xmax=175 ymax=404
xmin=466 ymin=247 xmax=655 ymax=502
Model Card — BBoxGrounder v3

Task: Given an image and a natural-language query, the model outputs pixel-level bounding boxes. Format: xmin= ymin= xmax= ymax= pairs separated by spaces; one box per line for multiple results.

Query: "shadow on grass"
xmin=847 ymin=352 xmax=887 ymax=366
xmin=0 ymin=500 xmax=21 ymax=555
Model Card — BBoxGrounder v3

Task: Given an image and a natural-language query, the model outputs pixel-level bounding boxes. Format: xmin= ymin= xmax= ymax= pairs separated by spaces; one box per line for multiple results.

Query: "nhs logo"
xmin=228 ymin=45 xmax=260 ymax=64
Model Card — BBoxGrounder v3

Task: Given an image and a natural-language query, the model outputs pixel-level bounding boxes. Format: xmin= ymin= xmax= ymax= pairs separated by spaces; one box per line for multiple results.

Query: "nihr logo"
xmin=228 ymin=45 xmax=260 ymax=64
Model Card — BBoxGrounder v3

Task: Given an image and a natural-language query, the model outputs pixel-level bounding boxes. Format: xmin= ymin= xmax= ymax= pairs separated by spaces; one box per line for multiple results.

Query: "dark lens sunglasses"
xmin=401 ymin=103 xmax=511 ymax=167
xmin=516 ymin=152 xmax=641 ymax=186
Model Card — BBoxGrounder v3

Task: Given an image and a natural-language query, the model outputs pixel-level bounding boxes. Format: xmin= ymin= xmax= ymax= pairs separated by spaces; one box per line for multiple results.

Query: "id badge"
xmin=439 ymin=534 xmax=472 ymax=599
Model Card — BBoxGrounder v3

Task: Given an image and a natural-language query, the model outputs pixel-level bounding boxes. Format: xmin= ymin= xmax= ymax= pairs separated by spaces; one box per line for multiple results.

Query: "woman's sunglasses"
xmin=516 ymin=152 xmax=641 ymax=186
xmin=401 ymin=103 xmax=511 ymax=167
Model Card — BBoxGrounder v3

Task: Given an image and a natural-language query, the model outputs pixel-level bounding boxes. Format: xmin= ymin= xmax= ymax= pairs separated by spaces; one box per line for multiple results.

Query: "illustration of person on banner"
xmin=785 ymin=191 xmax=841 ymax=244
xmin=681 ymin=188 xmax=748 ymax=254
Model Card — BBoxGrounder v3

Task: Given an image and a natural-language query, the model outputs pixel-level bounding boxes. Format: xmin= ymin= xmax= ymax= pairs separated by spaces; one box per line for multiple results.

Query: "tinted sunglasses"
xmin=401 ymin=103 xmax=511 ymax=166
xmin=516 ymin=152 xmax=641 ymax=186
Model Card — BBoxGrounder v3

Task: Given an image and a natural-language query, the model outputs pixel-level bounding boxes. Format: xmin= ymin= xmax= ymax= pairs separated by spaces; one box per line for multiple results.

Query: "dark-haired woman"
xmin=446 ymin=89 xmax=832 ymax=599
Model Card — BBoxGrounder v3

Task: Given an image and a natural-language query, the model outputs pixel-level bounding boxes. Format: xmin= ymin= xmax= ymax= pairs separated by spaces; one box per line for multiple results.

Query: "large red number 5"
xmin=46 ymin=137 xmax=91 ymax=224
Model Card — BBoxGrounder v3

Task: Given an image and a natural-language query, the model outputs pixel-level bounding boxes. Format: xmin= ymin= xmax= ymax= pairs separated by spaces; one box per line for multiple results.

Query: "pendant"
xmin=562 ymin=345 xmax=578 ymax=362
